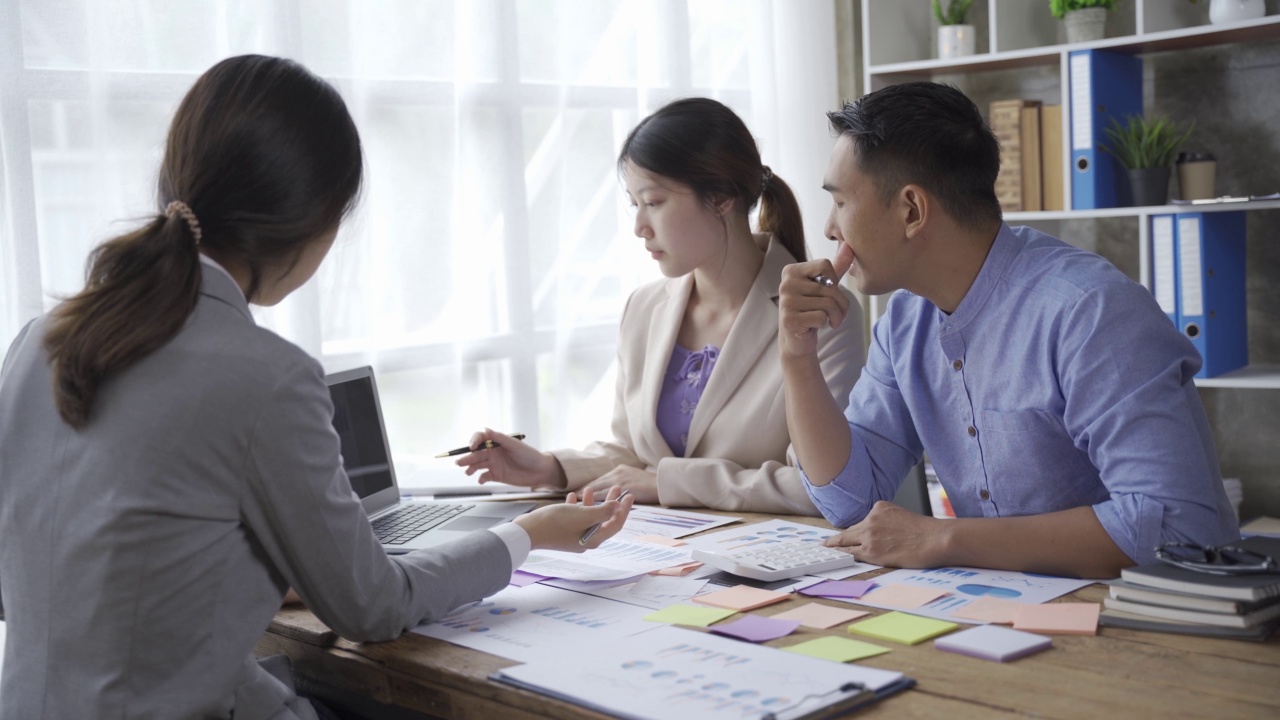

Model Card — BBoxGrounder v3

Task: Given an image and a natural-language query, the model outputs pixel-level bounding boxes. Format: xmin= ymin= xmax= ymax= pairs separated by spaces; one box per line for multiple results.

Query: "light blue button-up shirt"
xmin=803 ymin=223 xmax=1239 ymax=565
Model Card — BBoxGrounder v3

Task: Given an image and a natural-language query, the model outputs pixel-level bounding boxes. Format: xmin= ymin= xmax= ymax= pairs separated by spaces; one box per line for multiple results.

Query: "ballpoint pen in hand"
xmin=434 ymin=433 xmax=526 ymax=458
xmin=578 ymin=490 xmax=632 ymax=546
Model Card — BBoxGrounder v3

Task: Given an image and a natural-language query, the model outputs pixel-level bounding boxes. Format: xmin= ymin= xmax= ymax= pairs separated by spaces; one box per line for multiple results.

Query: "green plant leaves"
xmin=1101 ymin=114 xmax=1196 ymax=169
xmin=933 ymin=0 xmax=975 ymax=25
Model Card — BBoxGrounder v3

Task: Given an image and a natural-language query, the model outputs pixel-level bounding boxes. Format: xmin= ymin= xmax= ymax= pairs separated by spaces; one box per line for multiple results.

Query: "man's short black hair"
xmin=827 ymin=82 xmax=1002 ymax=229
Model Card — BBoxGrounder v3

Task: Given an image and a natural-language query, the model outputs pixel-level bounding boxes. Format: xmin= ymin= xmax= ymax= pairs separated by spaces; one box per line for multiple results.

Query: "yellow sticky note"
xmin=771 ymin=602 xmax=870 ymax=629
xmin=1013 ymin=603 xmax=1100 ymax=636
xmin=783 ymin=636 xmax=890 ymax=663
xmin=860 ymin=584 xmax=950 ymax=609
xmin=950 ymin=597 xmax=1022 ymax=624
xmin=643 ymin=604 xmax=737 ymax=627
xmin=693 ymin=585 xmax=791 ymax=612
xmin=636 ymin=535 xmax=686 ymax=547
xmin=849 ymin=611 xmax=959 ymax=645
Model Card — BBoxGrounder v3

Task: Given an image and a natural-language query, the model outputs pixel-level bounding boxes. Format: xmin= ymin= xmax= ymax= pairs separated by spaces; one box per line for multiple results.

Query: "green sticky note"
xmin=849 ymin=611 xmax=959 ymax=645
xmin=643 ymin=604 xmax=737 ymax=627
xmin=783 ymin=636 xmax=890 ymax=663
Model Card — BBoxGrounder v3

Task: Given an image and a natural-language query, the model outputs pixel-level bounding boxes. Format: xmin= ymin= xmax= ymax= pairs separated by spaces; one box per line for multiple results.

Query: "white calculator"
xmin=691 ymin=540 xmax=861 ymax=581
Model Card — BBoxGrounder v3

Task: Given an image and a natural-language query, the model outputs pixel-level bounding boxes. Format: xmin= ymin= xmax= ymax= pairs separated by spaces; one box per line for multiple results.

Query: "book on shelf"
xmin=1118 ymin=536 xmax=1280 ymax=602
xmin=1102 ymin=596 xmax=1280 ymax=628
xmin=1040 ymin=105 xmax=1064 ymax=211
xmin=1099 ymin=608 xmax=1280 ymax=642
xmin=1020 ymin=105 xmax=1042 ymax=212
xmin=990 ymin=99 xmax=1038 ymax=213
xmin=1108 ymin=580 xmax=1280 ymax=615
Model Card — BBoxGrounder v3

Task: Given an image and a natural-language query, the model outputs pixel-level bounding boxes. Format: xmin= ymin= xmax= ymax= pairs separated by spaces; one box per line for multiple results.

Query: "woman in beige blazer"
xmin=0 ymin=55 xmax=630 ymax=720
xmin=459 ymin=99 xmax=864 ymax=516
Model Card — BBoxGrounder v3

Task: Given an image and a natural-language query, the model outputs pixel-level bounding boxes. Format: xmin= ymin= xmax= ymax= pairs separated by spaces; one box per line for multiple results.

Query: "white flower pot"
xmin=937 ymin=24 xmax=976 ymax=60
xmin=1209 ymin=0 xmax=1265 ymax=24
xmin=1064 ymin=7 xmax=1107 ymax=44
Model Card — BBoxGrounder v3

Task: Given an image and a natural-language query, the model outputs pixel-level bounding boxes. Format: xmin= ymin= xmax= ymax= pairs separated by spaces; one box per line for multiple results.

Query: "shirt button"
xmin=953 ymin=359 xmax=963 ymax=371
xmin=980 ymin=489 xmax=990 ymax=500
xmin=967 ymin=426 xmax=976 ymax=437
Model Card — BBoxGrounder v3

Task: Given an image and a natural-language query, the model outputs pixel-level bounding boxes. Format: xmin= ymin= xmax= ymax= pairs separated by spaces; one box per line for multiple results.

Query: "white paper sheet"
xmin=522 ymin=539 xmax=693 ymax=581
xmin=841 ymin=566 xmax=1095 ymax=623
xmin=617 ymin=505 xmax=741 ymax=540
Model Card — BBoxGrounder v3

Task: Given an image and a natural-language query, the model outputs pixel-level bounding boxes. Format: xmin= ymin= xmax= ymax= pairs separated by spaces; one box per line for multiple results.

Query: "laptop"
xmin=325 ymin=366 xmax=536 ymax=552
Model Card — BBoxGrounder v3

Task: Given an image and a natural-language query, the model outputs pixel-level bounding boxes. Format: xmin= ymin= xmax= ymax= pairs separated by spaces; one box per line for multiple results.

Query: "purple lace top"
xmin=655 ymin=344 xmax=720 ymax=457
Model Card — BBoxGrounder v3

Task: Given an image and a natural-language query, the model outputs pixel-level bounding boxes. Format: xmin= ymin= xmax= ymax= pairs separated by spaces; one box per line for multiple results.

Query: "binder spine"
xmin=1069 ymin=50 xmax=1143 ymax=209
xmin=1175 ymin=211 xmax=1248 ymax=378
xmin=1151 ymin=215 xmax=1178 ymax=327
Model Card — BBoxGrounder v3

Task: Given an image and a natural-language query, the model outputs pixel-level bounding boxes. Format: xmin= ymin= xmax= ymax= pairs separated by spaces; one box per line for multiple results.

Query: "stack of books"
xmin=988 ymin=99 xmax=1065 ymax=213
xmin=1100 ymin=536 xmax=1280 ymax=641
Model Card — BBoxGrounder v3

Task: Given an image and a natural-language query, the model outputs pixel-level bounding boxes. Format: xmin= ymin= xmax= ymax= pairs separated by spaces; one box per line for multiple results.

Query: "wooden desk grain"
xmin=255 ymin=512 xmax=1280 ymax=719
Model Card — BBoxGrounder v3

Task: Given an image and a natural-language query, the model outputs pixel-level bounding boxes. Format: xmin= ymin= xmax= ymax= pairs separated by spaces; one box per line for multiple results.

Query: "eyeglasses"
xmin=1155 ymin=542 xmax=1278 ymax=576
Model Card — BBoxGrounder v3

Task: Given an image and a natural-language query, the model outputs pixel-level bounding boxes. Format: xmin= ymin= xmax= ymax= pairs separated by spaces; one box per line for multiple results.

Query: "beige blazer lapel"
xmin=683 ymin=236 xmax=791 ymax=456
xmin=639 ymin=273 xmax=693 ymax=458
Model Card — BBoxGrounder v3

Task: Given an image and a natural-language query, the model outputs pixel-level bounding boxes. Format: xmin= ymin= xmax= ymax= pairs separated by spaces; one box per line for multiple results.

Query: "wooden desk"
xmin=256 ymin=513 xmax=1280 ymax=719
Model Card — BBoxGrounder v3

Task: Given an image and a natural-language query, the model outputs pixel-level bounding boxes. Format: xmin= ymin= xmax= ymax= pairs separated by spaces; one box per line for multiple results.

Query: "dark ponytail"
xmin=618 ymin=97 xmax=807 ymax=262
xmin=43 ymin=55 xmax=363 ymax=428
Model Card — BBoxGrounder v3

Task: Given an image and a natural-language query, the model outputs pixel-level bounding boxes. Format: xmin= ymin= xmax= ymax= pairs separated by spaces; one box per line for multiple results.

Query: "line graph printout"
xmin=618 ymin=506 xmax=741 ymax=539
xmin=493 ymin=625 xmax=907 ymax=720
xmin=839 ymin=566 xmax=1094 ymax=623
xmin=522 ymin=539 xmax=693 ymax=581
xmin=412 ymin=584 xmax=654 ymax=663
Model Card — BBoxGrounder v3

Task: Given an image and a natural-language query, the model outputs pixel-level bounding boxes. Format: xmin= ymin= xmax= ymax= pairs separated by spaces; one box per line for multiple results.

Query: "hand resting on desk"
xmin=580 ymin=465 xmax=658 ymax=505
xmin=823 ymin=500 xmax=949 ymax=568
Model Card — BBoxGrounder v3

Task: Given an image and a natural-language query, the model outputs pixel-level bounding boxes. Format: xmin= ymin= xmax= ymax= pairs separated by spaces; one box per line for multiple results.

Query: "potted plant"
xmin=934 ymin=0 xmax=976 ymax=59
xmin=1050 ymin=0 xmax=1118 ymax=44
xmin=1101 ymin=114 xmax=1195 ymax=206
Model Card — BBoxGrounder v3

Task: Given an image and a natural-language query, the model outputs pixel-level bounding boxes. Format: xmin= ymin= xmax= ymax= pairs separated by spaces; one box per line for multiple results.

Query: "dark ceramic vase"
xmin=1127 ymin=167 xmax=1171 ymax=207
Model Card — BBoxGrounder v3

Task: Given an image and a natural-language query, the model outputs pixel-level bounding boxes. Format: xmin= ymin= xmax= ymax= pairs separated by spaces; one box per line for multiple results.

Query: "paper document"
xmin=523 ymin=539 xmax=692 ymax=581
xmin=842 ymin=566 xmax=1094 ymax=623
xmin=492 ymin=625 xmax=909 ymax=720
xmin=617 ymin=506 xmax=740 ymax=540
xmin=412 ymin=584 xmax=653 ymax=663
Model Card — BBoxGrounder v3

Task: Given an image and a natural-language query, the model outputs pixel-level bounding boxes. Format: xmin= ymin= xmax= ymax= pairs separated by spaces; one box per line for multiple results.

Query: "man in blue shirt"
xmin=779 ymin=82 xmax=1238 ymax=579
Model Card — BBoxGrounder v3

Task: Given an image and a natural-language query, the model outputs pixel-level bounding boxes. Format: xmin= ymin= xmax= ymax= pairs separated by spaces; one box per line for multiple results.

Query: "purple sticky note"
xmin=798 ymin=580 xmax=875 ymax=599
xmin=709 ymin=614 xmax=802 ymax=643
xmin=510 ymin=570 xmax=547 ymax=587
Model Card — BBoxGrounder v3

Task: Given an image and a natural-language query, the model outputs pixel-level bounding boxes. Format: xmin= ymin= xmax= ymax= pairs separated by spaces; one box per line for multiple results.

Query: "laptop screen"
xmin=328 ymin=371 xmax=396 ymax=501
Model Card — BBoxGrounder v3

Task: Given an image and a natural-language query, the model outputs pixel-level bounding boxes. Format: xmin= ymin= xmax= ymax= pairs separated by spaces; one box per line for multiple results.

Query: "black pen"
xmin=434 ymin=433 xmax=526 ymax=458
xmin=578 ymin=490 xmax=632 ymax=546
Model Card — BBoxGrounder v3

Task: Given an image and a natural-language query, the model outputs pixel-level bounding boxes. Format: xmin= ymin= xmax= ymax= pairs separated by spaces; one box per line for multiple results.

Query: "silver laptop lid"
xmin=325 ymin=366 xmax=401 ymax=516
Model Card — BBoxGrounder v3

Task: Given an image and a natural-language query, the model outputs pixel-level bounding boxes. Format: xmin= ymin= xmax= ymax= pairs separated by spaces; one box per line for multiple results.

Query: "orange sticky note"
xmin=860 ymin=584 xmax=949 ymax=609
xmin=1012 ymin=603 xmax=1100 ymax=636
xmin=693 ymin=585 xmax=790 ymax=612
xmin=650 ymin=561 xmax=703 ymax=576
xmin=771 ymin=603 xmax=870 ymax=629
xmin=951 ymin=597 xmax=1022 ymax=624
xmin=636 ymin=535 xmax=685 ymax=547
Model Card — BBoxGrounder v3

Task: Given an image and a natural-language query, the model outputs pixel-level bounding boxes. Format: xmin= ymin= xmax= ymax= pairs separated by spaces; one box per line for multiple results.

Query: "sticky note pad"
xmin=771 ymin=602 xmax=870 ymax=629
xmin=693 ymin=585 xmax=790 ymax=611
xmin=859 ymin=584 xmax=950 ymax=609
xmin=784 ymin=636 xmax=890 ymax=663
xmin=1012 ymin=603 xmax=1100 ymax=636
xmin=798 ymin=580 xmax=875 ymax=599
xmin=709 ymin=614 xmax=801 ymax=643
xmin=935 ymin=625 xmax=1053 ymax=662
xmin=649 ymin=561 xmax=703 ymax=576
xmin=950 ymin=597 xmax=1022 ymax=624
xmin=643 ymin=604 xmax=737 ymax=627
xmin=849 ymin=611 xmax=959 ymax=645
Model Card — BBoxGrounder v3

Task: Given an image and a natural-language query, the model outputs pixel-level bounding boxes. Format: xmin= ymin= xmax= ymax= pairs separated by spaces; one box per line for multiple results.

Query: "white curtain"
xmin=0 ymin=0 xmax=838 ymax=487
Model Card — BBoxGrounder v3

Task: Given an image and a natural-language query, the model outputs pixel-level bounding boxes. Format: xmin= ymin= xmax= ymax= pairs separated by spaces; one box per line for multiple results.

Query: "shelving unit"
xmin=859 ymin=0 xmax=1280 ymax=389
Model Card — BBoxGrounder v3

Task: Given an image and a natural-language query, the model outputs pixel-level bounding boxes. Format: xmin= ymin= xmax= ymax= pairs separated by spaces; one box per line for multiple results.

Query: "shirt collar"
xmin=940 ymin=222 xmax=1020 ymax=331
xmin=198 ymin=254 xmax=253 ymax=320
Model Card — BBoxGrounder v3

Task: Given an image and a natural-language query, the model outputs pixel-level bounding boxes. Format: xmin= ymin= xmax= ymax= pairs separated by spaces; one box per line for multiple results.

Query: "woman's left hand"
xmin=581 ymin=466 xmax=659 ymax=504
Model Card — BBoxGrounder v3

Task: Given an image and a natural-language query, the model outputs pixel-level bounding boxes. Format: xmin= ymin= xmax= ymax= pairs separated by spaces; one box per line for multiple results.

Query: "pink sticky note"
xmin=799 ymin=580 xmax=875 ymax=599
xmin=650 ymin=561 xmax=703 ymax=576
xmin=710 ymin=614 xmax=802 ymax=643
xmin=771 ymin=602 xmax=870 ymax=629
xmin=636 ymin=535 xmax=686 ymax=547
xmin=1012 ymin=603 xmax=1101 ymax=636
xmin=860 ymin=584 xmax=950 ymax=609
xmin=693 ymin=585 xmax=791 ymax=612
xmin=950 ymin=597 xmax=1022 ymax=624
xmin=509 ymin=570 xmax=547 ymax=587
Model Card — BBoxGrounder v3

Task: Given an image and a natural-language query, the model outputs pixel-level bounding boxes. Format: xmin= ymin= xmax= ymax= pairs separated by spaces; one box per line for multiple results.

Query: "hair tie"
xmin=761 ymin=165 xmax=773 ymax=195
xmin=165 ymin=200 xmax=203 ymax=246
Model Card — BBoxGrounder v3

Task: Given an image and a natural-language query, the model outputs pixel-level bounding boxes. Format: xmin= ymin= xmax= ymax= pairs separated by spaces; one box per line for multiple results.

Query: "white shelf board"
xmin=1195 ymin=365 xmax=1280 ymax=390
xmin=868 ymin=14 xmax=1280 ymax=79
xmin=1005 ymin=199 xmax=1280 ymax=222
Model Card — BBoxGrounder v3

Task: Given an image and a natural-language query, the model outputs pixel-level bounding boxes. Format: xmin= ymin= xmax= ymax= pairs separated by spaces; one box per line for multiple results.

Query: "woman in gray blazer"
xmin=0 ymin=55 xmax=632 ymax=720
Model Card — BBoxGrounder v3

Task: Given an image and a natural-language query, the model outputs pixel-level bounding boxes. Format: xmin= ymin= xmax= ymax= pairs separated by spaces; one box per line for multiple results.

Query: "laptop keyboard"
xmin=371 ymin=502 xmax=476 ymax=545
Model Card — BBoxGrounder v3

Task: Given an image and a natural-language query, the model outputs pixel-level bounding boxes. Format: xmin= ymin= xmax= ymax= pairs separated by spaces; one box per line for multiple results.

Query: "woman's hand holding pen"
xmin=515 ymin=486 xmax=634 ymax=552
xmin=778 ymin=251 xmax=853 ymax=359
xmin=454 ymin=428 xmax=567 ymax=489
